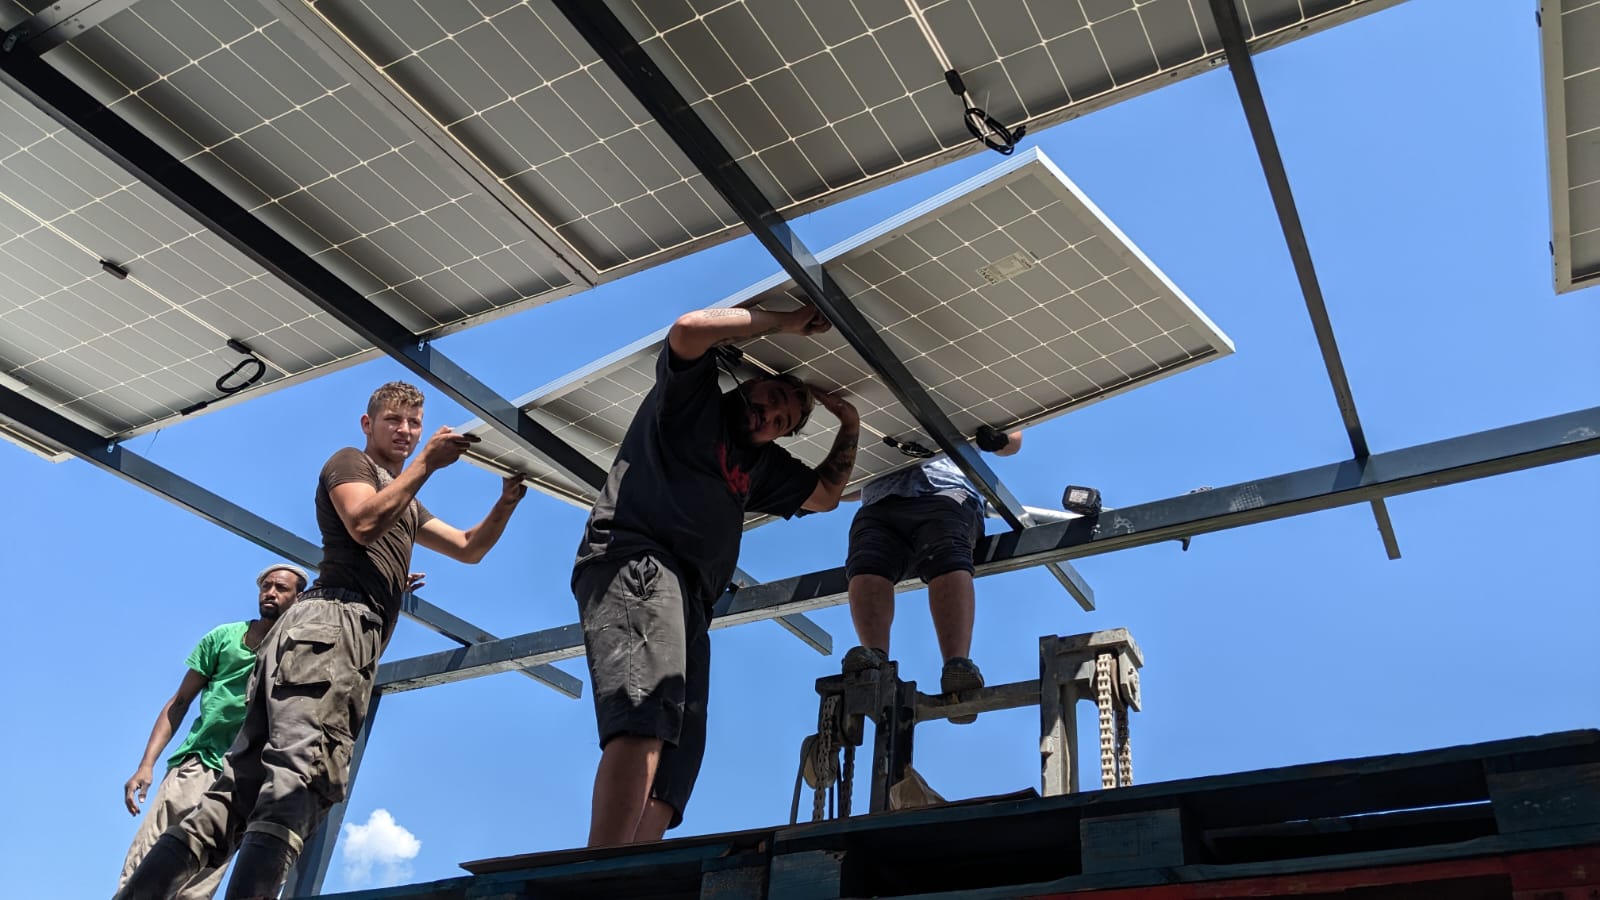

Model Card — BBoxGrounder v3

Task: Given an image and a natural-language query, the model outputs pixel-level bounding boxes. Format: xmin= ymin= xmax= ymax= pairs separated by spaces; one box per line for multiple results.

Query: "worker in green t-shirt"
xmin=116 ymin=563 xmax=306 ymax=900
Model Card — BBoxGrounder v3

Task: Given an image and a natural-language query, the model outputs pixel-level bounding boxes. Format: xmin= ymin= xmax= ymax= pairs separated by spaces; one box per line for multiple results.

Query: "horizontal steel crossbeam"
xmin=374 ymin=405 xmax=1600 ymax=692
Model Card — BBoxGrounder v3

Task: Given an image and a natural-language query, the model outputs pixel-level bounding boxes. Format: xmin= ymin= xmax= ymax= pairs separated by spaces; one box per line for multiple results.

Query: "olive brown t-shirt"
xmin=313 ymin=447 xmax=433 ymax=639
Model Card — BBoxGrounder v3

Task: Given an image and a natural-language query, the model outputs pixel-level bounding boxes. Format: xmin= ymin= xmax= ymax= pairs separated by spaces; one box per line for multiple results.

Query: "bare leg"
xmin=847 ymin=574 xmax=896 ymax=653
xmin=587 ymin=735 xmax=663 ymax=847
xmin=927 ymin=569 xmax=975 ymax=662
xmin=633 ymin=798 xmax=675 ymax=843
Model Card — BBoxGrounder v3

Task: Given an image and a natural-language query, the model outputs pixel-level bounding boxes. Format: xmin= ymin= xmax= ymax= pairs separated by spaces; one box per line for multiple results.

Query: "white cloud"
xmin=340 ymin=808 xmax=421 ymax=888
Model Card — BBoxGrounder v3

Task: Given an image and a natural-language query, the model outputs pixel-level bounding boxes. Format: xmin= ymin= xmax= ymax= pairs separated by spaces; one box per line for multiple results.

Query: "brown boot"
xmin=940 ymin=657 xmax=985 ymax=724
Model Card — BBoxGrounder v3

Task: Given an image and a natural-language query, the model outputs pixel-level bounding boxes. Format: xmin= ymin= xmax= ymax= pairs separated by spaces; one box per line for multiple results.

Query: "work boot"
xmin=115 ymin=833 xmax=201 ymax=900
xmin=940 ymin=657 xmax=985 ymax=724
xmin=223 ymin=831 xmax=298 ymax=900
xmin=841 ymin=645 xmax=889 ymax=674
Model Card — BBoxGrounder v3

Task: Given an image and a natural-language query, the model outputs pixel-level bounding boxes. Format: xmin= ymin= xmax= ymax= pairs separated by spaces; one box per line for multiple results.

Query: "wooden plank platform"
xmin=309 ymin=730 xmax=1600 ymax=900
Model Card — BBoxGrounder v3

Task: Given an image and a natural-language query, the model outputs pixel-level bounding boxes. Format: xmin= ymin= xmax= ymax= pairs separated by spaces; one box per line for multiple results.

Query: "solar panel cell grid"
xmin=458 ymin=151 xmax=1230 ymax=517
xmin=310 ymin=0 xmax=743 ymax=274
xmin=40 ymin=0 xmax=574 ymax=332
xmin=1 ymin=0 xmax=1385 ymax=443
xmin=0 ymin=69 xmax=385 ymax=435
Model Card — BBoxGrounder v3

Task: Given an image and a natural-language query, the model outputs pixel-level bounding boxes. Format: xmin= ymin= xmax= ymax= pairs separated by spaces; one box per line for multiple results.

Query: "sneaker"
xmin=842 ymin=645 xmax=889 ymax=674
xmin=940 ymin=657 xmax=985 ymax=724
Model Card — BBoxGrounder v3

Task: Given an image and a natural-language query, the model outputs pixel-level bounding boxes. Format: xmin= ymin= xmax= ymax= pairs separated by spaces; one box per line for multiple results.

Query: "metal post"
xmin=1039 ymin=636 xmax=1080 ymax=797
xmin=550 ymin=0 xmax=1095 ymax=612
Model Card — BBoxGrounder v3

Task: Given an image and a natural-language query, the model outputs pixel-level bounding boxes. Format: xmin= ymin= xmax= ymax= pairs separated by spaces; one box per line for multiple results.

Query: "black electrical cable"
xmin=216 ymin=338 xmax=266 ymax=395
xmin=941 ymin=68 xmax=1025 ymax=155
xmin=882 ymin=433 xmax=936 ymax=459
xmin=215 ymin=356 xmax=265 ymax=394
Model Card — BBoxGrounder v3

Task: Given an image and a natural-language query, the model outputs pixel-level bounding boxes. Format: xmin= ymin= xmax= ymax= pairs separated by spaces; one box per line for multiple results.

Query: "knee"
xmin=848 ymin=573 xmax=895 ymax=602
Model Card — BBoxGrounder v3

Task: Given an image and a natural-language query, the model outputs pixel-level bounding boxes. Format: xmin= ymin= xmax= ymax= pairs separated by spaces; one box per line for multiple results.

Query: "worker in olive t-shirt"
xmin=117 ymin=381 xmax=525 ymax=900
xmin=116 ymin=564 xmax=306 ymax=900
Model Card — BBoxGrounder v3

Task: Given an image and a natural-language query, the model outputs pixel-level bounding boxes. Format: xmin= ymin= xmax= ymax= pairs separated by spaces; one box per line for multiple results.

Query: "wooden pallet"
xmin=310 ymin=729 xmax=1600 ymax=900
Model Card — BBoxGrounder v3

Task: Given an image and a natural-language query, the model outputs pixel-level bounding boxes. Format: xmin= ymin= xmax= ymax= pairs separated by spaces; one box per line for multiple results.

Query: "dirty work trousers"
xmin=117 ymin=755 xmax=227 ymax=899
xmin=166 ymin=593 xmax=384 ymax=869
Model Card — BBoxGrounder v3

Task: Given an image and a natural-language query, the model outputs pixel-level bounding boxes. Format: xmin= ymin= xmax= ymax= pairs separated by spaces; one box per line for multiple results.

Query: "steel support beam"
xmin=0 ymin=385 xmax=580 ymax=697
xmin=1 ymin=0 xmax=141 ymax=54
xmin=375 ymin=405 xmax=1600 ymax=692
xmin=552 ymin=0 xmax=1093 ymax=611
xmin=728 ymin=567 xmax=831 ymax=656
xmin=283 ymin=690 xmax=382 ymax=898
xmin=1207 ymin=0 xmax=1401 ymax=560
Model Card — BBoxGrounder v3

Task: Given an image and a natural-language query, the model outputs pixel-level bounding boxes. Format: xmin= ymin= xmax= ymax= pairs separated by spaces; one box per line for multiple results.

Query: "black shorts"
xmin=845 ymin=493 xmax=983 ymax=584
xmin=574 ymin=553 xmax=709 ymax=829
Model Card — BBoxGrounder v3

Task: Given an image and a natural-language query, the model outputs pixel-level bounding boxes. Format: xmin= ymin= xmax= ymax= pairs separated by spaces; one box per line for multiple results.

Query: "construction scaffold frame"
xmin=0 ymin=2 xmax=1594 ymax=896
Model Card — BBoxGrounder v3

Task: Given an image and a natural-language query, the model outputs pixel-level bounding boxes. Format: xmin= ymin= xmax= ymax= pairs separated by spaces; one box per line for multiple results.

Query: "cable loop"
xmin=215 ymin=356 xmax=265 ymax=395
xmin=882 ymin=434 xmax=936 ymax=459
xmin=963 ymin=106 xmax=1025 ymax=155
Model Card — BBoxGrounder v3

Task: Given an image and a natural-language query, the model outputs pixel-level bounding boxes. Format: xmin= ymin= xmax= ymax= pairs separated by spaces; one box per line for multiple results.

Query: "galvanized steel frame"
xmin=551 ymin=0 xmax=1097 ymax=611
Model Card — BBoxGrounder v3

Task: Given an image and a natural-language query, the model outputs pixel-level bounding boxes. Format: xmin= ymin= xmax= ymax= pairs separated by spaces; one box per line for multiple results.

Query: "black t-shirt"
xmin=314 ymin=447 xmax=434 ymax=641
xmin=573 ymin=346 xmax=818 ymax=609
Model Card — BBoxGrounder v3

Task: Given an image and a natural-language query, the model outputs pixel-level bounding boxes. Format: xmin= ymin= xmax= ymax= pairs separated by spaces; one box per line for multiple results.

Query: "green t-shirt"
xmin=167 ymin=621 xmax=257 ymax=771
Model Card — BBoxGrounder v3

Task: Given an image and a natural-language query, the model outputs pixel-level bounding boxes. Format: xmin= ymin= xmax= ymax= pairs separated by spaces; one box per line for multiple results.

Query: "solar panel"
xmin=27 ymin=0 xmax=1398 ymax=288
xmin=38 ymin=0 xmax=580 ymax=329
xmin=1541 ymin=0 xmax=1600 ymax=293
xmin=601 ymin=0 xmax=1400 ymax=213
xmin=458 ymin=148 xmax=1233 ymax=515
xmin=0 ymin=76 xmax=370 ymax=441
xmin=0 ymin=0 xmax=1373 ymax=451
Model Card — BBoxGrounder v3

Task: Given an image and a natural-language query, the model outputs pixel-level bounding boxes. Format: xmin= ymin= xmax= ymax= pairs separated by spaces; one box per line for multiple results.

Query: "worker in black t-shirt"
xmin=573 ymin=304 xmax=859 ymax=845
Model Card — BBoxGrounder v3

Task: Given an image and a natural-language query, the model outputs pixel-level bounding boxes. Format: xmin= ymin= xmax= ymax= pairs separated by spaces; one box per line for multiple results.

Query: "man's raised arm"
xmin=417 ymin=476 xmax=528 ymax=564
xmin=802 ymin=390 xmax=860 ymax=512
xmin=330 ymin=428 xmax=471 ymax=545
xmin=667 ymin=305 xmax=833 ymax=362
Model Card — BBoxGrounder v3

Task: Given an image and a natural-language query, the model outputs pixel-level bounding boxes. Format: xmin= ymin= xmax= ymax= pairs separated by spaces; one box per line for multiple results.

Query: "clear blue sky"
xmin=2 ymin=1 xmax=1596 ymax=895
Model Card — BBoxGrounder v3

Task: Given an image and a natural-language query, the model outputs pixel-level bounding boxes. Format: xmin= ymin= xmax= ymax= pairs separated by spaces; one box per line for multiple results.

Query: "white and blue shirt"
xmin=861 ymin=456 xmax=980 ymax=509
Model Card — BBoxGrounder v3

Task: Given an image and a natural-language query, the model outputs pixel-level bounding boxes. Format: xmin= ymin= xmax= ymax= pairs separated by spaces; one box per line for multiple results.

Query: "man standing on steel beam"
xmin=575 ymin=304 xmax=859 ymax=846
xmin=116 ymin=563 xmax=306 ymax=899
xmin=118 ymin=382 xmax=527 ymax=900
xmin=840 ymin=428 xmax=1024 ymax=723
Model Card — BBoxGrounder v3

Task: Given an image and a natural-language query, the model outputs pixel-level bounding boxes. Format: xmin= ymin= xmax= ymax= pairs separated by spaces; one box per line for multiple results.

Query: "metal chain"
xmin=812 ymin=694 xmax=840 ymax=821
xmin=1115 ymin=702 xmax=1132 ymax=786
xmin=1096 ymin=653 xmax=1116 ymax=789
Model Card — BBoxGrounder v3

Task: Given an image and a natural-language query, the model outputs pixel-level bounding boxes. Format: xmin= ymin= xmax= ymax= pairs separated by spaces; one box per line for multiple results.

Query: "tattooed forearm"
xmin=816 ymin=429 xmax=859 ymax=486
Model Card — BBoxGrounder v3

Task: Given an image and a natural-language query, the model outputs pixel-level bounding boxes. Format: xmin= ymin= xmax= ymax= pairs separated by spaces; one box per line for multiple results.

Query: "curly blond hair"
xmin=367 ymin=381 xmax=425 ymax=416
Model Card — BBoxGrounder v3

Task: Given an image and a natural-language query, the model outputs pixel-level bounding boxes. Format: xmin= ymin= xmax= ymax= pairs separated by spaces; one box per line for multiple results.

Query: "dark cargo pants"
xmin=168 ymin=593 xmax=384 ymax=865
